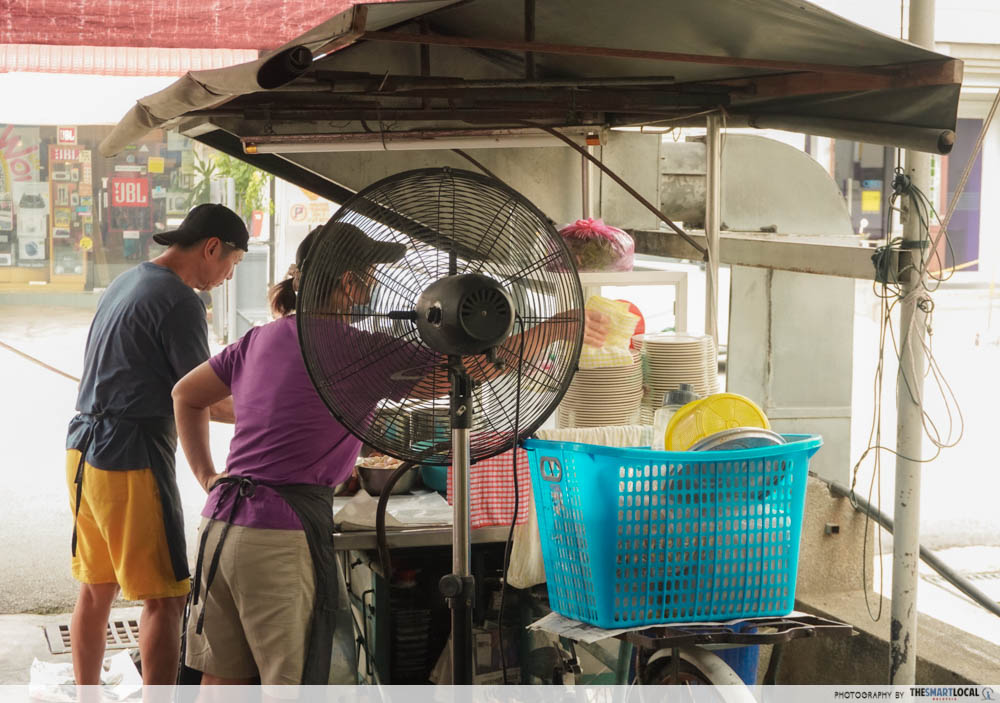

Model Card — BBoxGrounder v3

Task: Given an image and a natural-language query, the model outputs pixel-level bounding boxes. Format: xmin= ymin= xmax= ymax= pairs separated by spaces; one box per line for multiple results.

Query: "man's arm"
xmin=173 ymin=361 xmax=232 ymax=492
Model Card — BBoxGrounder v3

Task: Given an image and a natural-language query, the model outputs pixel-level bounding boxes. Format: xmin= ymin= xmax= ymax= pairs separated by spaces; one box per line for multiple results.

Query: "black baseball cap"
xmin=153 ymin=203 xmax=249 ymax=252
xmin=298 ymin=222 xmax=406 ymax=271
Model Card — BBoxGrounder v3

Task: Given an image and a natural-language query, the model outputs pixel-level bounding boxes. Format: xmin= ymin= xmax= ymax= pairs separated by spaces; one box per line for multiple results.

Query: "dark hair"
xmin=269 ymin=226 xmax=323 ymax=318
xmin=269 ymin=277 xmax=296 ymax=317
xmin=176 ymin=237 xmax=240 ymax=258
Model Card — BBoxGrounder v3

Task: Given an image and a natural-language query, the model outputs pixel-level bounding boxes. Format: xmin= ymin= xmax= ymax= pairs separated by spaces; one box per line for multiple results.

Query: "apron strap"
xmin=70 ymin=418 xmax=99 ymax=558
xmin=70 ymin=450 xmax=86 ymax=557
xmin=191 ymin=477 xmax=254 ymax=635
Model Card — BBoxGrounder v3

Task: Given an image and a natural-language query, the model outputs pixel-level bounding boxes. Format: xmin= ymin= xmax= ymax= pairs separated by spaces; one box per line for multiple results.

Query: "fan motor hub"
xmin=415 ymin=273 xmax=515 ymax=355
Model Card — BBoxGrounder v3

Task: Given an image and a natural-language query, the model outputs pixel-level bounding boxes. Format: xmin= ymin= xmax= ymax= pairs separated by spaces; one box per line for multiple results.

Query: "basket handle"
xmin=540 ymin=456 xmax=562 ymax=483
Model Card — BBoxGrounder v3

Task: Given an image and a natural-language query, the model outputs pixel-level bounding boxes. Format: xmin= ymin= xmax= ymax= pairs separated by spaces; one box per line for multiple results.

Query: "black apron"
xmin=68 ymin=412 xmax=189 ymax=582
xmin=190 ymin=477 xmax=338 ymax=685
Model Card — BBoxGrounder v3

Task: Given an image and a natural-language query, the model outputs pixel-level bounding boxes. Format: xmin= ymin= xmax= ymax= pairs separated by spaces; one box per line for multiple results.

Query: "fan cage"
xmin=298 ymin=168 xmax=584 ymax=465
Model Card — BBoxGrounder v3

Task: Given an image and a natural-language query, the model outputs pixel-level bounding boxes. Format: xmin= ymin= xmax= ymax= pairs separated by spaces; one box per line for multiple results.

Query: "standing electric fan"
xmin=297 ymin=167 xmax=585 ymax=683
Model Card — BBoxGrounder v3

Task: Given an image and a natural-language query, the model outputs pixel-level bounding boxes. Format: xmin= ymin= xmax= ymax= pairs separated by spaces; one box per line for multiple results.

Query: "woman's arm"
xmin=405 ymin=308 xmax=610 ymax=399
xmin=173 ymin=361 xmax=232 ymax=493
xmin=209 ymin=397 xmax=235 ymax=424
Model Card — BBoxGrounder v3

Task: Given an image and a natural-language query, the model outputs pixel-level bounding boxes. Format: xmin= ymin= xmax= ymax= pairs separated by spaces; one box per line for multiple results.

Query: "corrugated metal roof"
xmin=0 ymin=44 xmax=259 ymax=76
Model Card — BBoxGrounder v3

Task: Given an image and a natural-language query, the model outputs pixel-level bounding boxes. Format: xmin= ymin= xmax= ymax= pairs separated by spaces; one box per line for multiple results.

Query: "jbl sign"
xmin=111 ymin=178 xmax=149 ymax=207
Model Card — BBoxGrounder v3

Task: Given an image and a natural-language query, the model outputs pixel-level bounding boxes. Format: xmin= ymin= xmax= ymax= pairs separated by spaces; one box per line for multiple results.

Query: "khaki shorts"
xmin=66 ymin=450 xmax=190 ymax=601
xmin=185 ymin=518 xmax=315 ymax=684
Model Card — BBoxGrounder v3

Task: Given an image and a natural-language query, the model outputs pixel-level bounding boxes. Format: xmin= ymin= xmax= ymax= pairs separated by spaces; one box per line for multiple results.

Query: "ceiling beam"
xmin=723 ymin=58 xmax=963 ymax=101
xmin=631 ymin=229 xmax=886 ymax=279
xmin=187 ymin=107 xmax=601 ymax=122
xmin=311 ymin=6 xmax=369 ymax=59
xmin=192 ymin=128 xmax=356 ymax=203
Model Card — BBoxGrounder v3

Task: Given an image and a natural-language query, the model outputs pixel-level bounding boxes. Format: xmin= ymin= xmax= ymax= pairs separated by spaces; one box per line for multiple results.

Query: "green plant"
xmin=214 ymin=154 xmax=273 ymax=221
xmin=185 ymin=152 xmax=217 ymax=209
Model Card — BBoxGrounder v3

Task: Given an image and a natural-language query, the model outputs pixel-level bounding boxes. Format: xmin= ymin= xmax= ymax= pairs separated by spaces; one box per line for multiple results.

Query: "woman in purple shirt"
xmin=172 ymin=225 xmax=410 ymax=685
xmin=173 ymin=225 xmax=610 ymax=686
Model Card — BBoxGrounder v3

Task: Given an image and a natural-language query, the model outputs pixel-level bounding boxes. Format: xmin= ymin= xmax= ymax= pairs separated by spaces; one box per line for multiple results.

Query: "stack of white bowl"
xmin=556 ymin=354 xmax=644 ymax=428
xmin=637 ymin=333 xmax=721 ymax=424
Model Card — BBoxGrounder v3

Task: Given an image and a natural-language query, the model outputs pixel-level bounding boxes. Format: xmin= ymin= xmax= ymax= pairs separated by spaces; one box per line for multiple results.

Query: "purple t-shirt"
xmin=201 ymin=316 xmax=362 ymax=530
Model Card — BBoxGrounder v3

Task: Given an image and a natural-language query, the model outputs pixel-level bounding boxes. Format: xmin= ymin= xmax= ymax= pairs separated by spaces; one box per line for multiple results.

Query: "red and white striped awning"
xmin=0 ymin=44 xmax=259 ymax=76
xmin=1 ymin=0 xmax=371 ymax=51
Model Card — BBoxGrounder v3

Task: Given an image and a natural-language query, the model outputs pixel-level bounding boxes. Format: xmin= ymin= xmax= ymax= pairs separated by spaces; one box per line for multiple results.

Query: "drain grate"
xmin=921 ymin=570 xmax=1000 ymax=602
xmin=44 ymin=619 xmax=140 ymax=655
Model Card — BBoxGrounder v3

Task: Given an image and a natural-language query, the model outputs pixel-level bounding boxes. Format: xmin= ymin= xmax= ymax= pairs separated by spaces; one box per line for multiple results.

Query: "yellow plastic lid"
xmin=663 ymin=393 xmax=770 ymax=451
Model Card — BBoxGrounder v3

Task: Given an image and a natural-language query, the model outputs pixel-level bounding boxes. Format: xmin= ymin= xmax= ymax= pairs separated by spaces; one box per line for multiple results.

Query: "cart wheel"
xmin=643 ymin=648 xmax=756 ymax=703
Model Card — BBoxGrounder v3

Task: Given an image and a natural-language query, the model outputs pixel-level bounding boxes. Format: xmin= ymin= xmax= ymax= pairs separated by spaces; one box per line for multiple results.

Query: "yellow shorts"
xmin=66 ymin=450 xmax=190 ymax=601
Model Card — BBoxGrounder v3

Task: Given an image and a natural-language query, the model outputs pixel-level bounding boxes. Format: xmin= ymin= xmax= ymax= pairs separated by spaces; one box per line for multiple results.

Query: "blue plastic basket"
xmin=523 ymin=434 xmax=822 ymax=628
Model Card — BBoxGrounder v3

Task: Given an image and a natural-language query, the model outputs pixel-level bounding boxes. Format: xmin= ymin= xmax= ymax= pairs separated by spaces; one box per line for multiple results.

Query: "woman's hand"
xmin=583 ymin=309 xmax=610 ymax=347
xmin=173 ymin=361 xmax=233 ymax=497
xmin=201 ymin=471 xmax=228 ymax=494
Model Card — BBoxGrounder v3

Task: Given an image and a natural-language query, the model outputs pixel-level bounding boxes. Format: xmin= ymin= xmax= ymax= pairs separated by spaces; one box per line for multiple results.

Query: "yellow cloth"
xmin=577 ymin=295 xmax=640 ymax=369
xmin=66 ymin=450 xmax=190 ymax=601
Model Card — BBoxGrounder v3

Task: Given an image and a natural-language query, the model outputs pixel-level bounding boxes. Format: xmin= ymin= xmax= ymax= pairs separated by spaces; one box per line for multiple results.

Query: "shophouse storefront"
xmin=0 ymin=123 xmax=206 ymax=292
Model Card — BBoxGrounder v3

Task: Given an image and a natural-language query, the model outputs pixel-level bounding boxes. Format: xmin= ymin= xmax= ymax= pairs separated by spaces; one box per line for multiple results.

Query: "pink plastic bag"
xmin=558 ymin=218 xmax=635 ymax=272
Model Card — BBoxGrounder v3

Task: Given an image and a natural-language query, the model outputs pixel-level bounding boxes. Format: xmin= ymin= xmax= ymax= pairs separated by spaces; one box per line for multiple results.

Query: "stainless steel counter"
xmin=332 ymin=525 xmax=510 ymax=551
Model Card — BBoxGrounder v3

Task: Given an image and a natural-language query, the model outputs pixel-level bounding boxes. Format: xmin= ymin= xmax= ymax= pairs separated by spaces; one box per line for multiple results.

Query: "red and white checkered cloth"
xmin=446 ymin=447 xmax=531 ymax=529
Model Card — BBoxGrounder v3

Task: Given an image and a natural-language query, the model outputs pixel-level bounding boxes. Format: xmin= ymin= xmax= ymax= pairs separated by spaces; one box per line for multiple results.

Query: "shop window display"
xmin=0 ymin=124 xmax=207 ymax=290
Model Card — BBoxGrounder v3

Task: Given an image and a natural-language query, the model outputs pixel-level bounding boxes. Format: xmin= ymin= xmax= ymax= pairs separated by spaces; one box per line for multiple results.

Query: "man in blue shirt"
xmin=66 ymin=204 xmax=245 ymax=686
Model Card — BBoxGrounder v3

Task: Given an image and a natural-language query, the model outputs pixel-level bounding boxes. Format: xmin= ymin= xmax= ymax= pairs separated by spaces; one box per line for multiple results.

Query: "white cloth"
xmin=332 ymin=491 xmax=452 ymax=530
xmin=507 ymin=424 xmax=653 ymax=589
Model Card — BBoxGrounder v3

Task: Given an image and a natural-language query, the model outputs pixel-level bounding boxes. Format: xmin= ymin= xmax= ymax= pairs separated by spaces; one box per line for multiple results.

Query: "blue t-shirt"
xmin=67 ymin=261 xmax=209 ymax=471
xmin=66 ymin=261 xmax=209 ymax=582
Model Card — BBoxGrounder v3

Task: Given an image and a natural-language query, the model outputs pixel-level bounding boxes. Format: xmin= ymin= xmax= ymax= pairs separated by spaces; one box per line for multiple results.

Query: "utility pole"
xmin=891 ymin=0 xmax=935 ymax=685
xmin=704 ymin=113 xmax=721 ymax=346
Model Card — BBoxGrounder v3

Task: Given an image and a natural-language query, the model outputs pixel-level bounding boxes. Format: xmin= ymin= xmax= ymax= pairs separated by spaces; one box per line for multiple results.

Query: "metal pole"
xmin=704 ymin=113 xmax=722 ymax=345
xmin=450 ymin=426 xmax=473 ymax=683
xmin=267 ymin=175 xmax=276 ymax=286
xmin=891 ymin=0 xmax=934 ymax=685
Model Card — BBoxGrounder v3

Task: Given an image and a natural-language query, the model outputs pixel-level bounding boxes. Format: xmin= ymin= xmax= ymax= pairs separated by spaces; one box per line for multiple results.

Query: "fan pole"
xmin=440 ymin=362 xmax=475 ymax=684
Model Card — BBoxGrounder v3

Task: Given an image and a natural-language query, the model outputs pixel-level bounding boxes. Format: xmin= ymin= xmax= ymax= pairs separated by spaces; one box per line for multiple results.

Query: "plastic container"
xmin=664 ymin=393 xmax=770 ymax=451
xmin=523 ymin=434 xmax=822 ymax=628
xmin=651 ymin=384 xmax=701 ymax=451
xmin=420 ymin=464 xmax=448 ymax=495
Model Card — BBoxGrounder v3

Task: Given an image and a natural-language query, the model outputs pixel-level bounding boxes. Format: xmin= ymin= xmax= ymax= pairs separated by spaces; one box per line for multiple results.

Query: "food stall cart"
xmin=100 ymin=0 xmax=962 ymax=685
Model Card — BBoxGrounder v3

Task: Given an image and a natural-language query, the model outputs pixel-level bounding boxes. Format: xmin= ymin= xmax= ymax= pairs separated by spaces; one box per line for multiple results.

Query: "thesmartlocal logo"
xmin=909 ymin=687 xmax=994 ymax=701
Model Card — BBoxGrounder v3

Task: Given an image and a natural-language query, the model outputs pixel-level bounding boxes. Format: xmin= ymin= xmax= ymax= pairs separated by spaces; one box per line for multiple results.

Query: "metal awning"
xmin=101 ymin=0 xmax=963 ymax=178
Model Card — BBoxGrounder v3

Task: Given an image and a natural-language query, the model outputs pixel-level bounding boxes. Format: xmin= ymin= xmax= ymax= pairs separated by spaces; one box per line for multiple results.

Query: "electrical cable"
xmin=853 ymin=165 xmax=967 ymax=620
xmin=498 ymin=316 xmax=526 ymax=684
